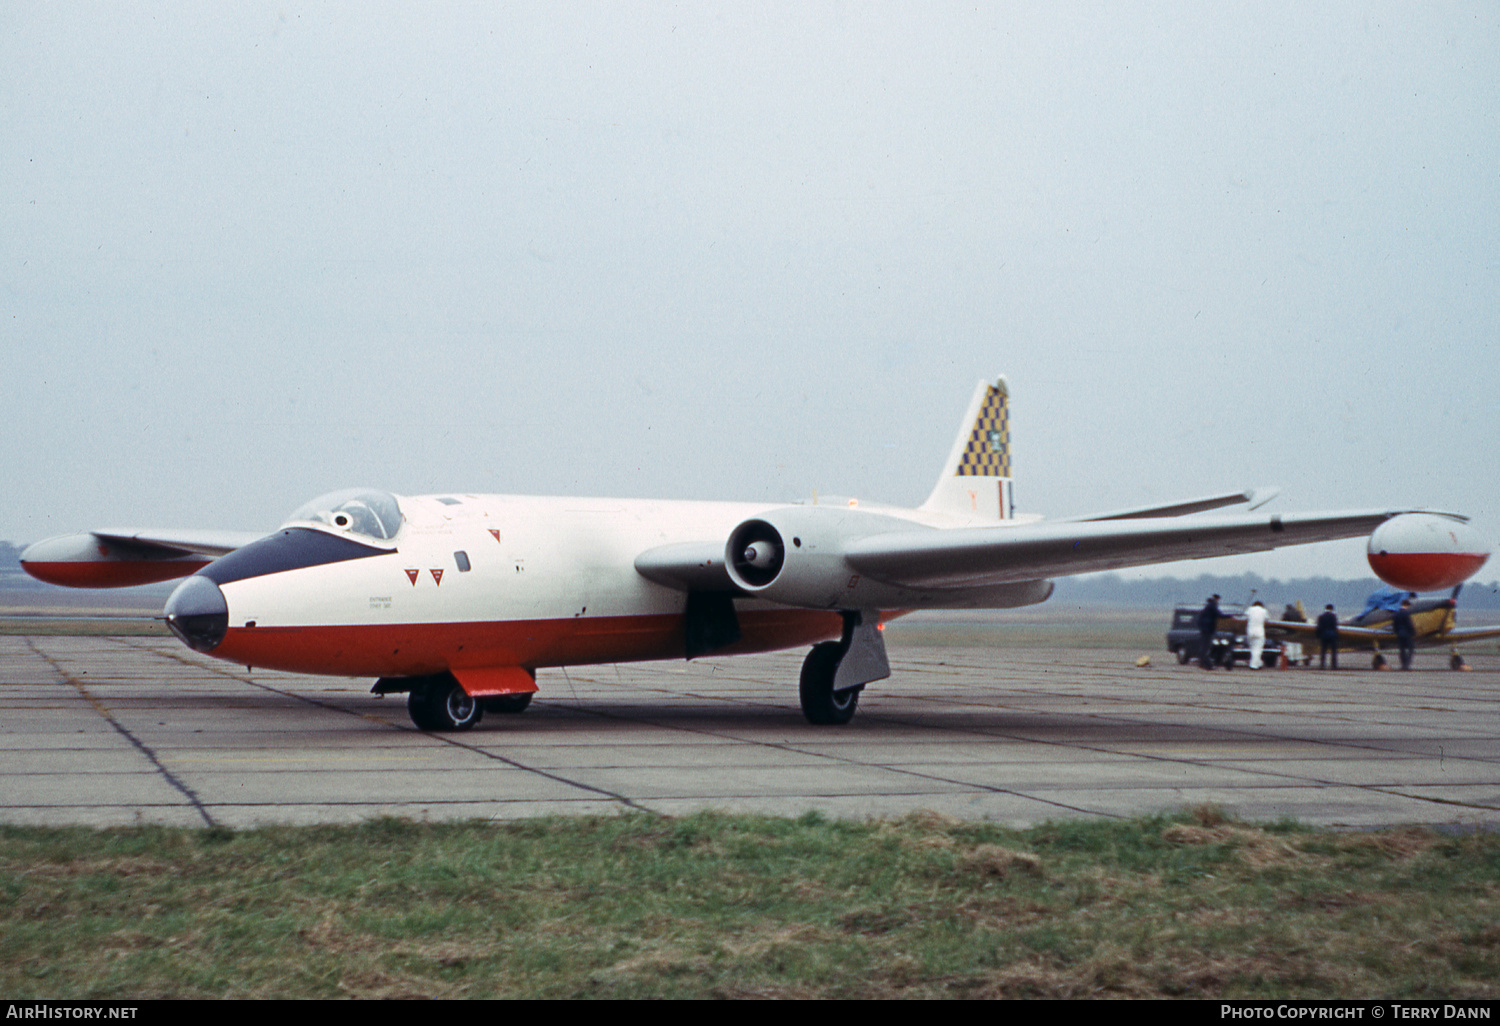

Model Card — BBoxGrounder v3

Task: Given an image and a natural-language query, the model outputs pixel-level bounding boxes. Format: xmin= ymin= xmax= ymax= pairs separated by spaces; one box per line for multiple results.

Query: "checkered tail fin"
xmin=918 ymin=377 xmax=1014 ymax=520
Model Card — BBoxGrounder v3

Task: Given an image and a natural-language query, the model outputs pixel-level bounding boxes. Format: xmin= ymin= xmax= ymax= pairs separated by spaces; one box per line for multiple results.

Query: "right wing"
xmin=636 ymin=507 xmax=1441 ymax=609
xmin=21 ymin=529 xmax=265 ymax=588
xmin=843 ymin=510 xmax=1415 ymax=590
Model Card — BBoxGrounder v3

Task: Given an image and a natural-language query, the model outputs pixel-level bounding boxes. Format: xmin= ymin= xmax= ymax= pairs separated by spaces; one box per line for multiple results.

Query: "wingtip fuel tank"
xmin=1367 ymin=513 xmax=1491 ymax=592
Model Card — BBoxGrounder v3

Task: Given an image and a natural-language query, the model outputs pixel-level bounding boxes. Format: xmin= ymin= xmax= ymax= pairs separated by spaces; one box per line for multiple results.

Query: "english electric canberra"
xmin=22 ymin=379 xmax=1490 ymax=730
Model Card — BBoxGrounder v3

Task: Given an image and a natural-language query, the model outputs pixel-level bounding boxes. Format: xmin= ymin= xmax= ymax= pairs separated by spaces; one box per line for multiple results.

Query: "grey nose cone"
xmin=164 ymin=575 xmax=228 ymax=652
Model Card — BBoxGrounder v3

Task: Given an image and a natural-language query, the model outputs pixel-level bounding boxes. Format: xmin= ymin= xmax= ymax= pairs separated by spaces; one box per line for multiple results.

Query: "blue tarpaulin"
xmin=1360 ymin=586 xmax=1416 ymax=618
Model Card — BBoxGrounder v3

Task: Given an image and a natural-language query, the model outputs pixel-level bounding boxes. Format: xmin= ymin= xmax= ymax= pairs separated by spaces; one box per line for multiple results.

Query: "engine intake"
xmin=727 ymin=519 xmax=785 ymax=589
xmin=723 ymin=506 xmax=912 ymax=608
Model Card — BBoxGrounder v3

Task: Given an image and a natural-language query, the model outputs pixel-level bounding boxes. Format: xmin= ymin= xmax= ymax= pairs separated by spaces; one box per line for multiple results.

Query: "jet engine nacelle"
xmin=725 ymin=506 xmax=914 ymax=609
xmin=1367 ymin=513 xmax=1491 ymax=592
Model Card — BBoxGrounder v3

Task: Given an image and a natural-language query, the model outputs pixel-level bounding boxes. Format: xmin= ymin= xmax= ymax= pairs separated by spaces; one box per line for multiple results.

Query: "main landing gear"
xmin=798 ymin=611 xmax=891 ymax=726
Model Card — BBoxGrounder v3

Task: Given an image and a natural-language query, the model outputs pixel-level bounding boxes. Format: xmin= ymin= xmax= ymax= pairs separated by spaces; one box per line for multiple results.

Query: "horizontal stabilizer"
xmin=1060 ymin=487 xmax=1281 ymax=522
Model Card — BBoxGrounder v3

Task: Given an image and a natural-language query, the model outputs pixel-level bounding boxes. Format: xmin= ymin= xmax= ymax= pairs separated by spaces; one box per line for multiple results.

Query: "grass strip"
xmin=2 ymin=807 xmax=1496 ymax=999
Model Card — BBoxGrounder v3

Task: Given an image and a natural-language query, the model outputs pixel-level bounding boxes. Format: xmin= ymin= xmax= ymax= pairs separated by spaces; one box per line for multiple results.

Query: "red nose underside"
xmin=1367 ymin=551 xmax=1489 ymax=593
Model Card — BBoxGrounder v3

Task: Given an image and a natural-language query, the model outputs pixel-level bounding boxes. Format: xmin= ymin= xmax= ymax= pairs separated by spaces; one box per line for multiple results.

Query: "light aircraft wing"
xmin=1264 ymin=618 xmax=1500 ymax=649
xmin=840 ymin=509 xmax=1410 ymax=590
xmin=1264 ymin=620 xmax=1386 ymax=643
xmin=1419 ymin=624 xmax=1500 ymax=647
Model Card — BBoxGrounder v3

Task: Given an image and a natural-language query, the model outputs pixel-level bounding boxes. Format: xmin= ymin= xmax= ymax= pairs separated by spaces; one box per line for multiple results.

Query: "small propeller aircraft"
xmin=1256 ymin=586 xmax=1500 ymax=670
xmin=21 ymin=378 xmax=1492 ymax=730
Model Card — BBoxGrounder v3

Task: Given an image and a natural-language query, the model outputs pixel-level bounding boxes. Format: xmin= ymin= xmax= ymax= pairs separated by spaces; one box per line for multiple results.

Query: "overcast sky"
xmin=3 ymin=2 xmax=1496 ymax=581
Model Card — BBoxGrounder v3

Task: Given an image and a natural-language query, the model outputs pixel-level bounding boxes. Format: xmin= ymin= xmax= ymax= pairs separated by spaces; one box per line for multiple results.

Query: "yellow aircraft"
xmin=1256 ymin=587 xmax=1500 ymax=669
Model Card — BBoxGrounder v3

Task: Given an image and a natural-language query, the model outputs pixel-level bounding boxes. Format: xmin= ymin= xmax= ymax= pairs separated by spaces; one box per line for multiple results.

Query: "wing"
xmin=636 ymin=506 xmax=1430 ymax=610
xmin=842 ymin=510 xmax=1409 ymax=590
xmin=1425 ymin=624 xmax=1500 ymax=647
xmin=1264 ymin=619 xmax=1500 ymax=650
xmin=1264 ymin=620 xmax=1388 ymax=644
xmin=21 ymin=529 xmax=265 ymax=588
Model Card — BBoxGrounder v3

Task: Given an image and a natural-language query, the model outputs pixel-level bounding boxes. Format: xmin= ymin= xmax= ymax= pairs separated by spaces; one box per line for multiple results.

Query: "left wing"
xmin=21 ymin=529 xmax=265 ymax=588
xmin=1432 ymin=625 xmax=1500 ymax=646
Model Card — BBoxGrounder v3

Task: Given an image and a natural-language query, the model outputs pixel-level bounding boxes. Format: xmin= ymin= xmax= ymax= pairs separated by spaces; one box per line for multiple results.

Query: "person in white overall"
xmin=1246 ymin=600 xmax=1270 ymax=669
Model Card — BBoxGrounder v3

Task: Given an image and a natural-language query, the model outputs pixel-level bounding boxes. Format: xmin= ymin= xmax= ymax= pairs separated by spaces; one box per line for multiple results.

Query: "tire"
xmin=408 ymin=674 xmax=483 ymax=731
xmin=1176 ymin=648 xmax=1190 ymax=665
xmin=799 ymin=641 xmax=861 ymax=726
xmin=481 ymin=693 xmax=533 ymax=714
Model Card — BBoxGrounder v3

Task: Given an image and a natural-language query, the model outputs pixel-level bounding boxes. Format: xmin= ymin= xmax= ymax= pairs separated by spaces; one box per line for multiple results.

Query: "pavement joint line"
xmin=155 ymin=642 xmax=1500 ymax=820
xmin=944 ymin=715 xmax=1500 ymax=813
xmin=110 ymin=637 xmax=653 ymax=815
xmin=9 ymin=635 xmax=1496 ymax=828
xmin=796 ymin=679 xmax=1500 ymax=813
xmin=24 ymin=637 xmax=217 ymax=828
xmin=543 ymin=697 xmax=1121 ymax=819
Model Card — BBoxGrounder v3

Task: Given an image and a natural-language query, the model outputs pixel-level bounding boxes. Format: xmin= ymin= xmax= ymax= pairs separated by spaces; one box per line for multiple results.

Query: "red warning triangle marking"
xmin=488 ymin=529 xmax=502 ymax=543
xmin=404 ymin=569 xmax=420 ymax=586
xmin=430 ymin=568 xmax=444 ymax=586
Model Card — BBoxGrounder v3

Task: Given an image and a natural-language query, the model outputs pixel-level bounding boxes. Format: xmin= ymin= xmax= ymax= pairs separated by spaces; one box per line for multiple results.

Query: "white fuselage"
xmin=210 ymin=494 xmax=838 ymax=677
xmin=202 ymin=492 xmax=1048 ymax=679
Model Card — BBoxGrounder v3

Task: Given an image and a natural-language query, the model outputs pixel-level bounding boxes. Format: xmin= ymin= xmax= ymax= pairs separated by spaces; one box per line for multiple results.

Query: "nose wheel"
xmin=408 ymin=673 xmax=484 ymax=731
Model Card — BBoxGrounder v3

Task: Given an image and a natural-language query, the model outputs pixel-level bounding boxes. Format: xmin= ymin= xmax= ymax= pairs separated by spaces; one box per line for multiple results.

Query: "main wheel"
xmin=799 ymin=641 xmax=861 ymax=725
xmin=408 ymin=675 xmax=483 ymax=731
xmin=481 ymin=693 xmax=533 ymax=714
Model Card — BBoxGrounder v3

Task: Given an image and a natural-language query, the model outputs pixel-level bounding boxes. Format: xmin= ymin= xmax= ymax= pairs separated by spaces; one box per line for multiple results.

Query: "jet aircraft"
xmin=21 ymin=378 xmax=1492 ymax=730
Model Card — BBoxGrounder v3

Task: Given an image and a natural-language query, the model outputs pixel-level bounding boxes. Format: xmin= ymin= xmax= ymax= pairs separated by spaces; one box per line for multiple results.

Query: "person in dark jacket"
xmin=1393 ymin=600 xmax=1417 ymax=670
xmin=1197 ymin=595 xmax=1223 ymax=669
xmin=1316 ymin=604 xmax=1340 ymax=670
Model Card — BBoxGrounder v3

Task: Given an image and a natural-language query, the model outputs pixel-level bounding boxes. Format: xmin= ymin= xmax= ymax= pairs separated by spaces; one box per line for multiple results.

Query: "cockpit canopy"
xmin=284 ymin=489 xmax=403 ymax=542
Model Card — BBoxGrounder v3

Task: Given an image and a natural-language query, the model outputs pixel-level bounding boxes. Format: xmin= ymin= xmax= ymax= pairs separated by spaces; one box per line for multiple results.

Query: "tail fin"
xmin=919 ymin=377 xmax=1013 ymax=520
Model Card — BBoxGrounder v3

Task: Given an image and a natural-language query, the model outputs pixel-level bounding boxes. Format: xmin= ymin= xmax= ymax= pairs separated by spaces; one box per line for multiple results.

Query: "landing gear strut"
xmin=798 ymin=610 xmax=890 ymax=726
